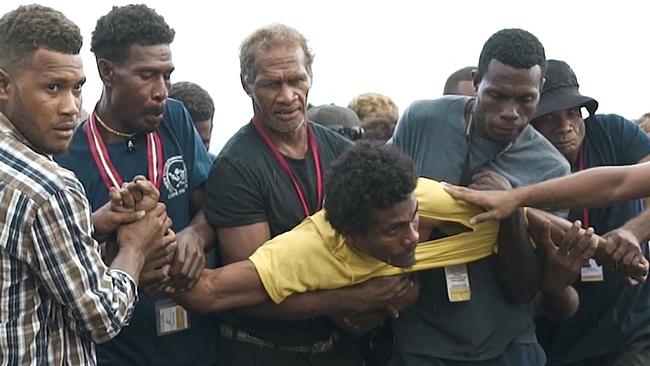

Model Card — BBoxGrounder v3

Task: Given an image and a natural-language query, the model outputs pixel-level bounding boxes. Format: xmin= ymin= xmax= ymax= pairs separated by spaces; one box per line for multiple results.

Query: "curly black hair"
xmin=324 ymin=143 xmax=417 ymax=238
xmin=0 ymin=4 xmax=82 ymax=68
xmin=91 ymin=4 xmax=175 ymax=64
xmin=478 ymin=28 xmax=546 ymax=77
xmin=169 ymin=82 xmax=215 ymax=122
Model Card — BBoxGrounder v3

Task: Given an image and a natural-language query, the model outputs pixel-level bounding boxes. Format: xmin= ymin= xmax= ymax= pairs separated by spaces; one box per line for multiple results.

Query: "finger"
xmin=135 ymin=179 xmax=160 ymax=202
xmin=471 ymin=171 xmax=492 ymax=181
xmin=171 ymin=244 xmax=187 ymax=275
xmin=118 ymin=209 xmax=146 ymax=224
xmin=558 ymin=221 xmax=582 ymax=254
xmin=621 ymin=247 xmax=641 ymax=267
xmin=469 ymin=211 xmax=500 ymax=225
xmin=611 ymin=239 xmax=640 ymax=263
xmin=187 ymin=259 xmax=205 ymax=290
xmin=125 ymin=182 xmax=144 ymax=203
xmin=119 ymin=186 xmax=136 ymax=209
xmin=108 ymin=187 xmax=123 ymax=207
xmin=540 ymin=221 xmax=557 ymax=256
xmin=384 ymin=303 xmax=400 ymax=319
xmin=392 ymin=278 xmax=413 ymax=299
xmin=568 ymin=227 xmax=594 ymax=258
xmin=139 ymin=267 xmax=169 ymax=287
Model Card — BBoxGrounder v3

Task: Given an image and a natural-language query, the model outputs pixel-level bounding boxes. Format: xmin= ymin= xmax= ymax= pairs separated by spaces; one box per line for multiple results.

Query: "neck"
xmin=260 ymin=119 xmax=309 ymax=159
xmin=95 ymin=92 xmax=132 ymax=144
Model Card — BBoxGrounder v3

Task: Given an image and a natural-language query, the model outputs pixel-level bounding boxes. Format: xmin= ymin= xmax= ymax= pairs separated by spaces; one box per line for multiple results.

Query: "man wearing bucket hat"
xmin=530 ymin=59 xmax=650 ymax=366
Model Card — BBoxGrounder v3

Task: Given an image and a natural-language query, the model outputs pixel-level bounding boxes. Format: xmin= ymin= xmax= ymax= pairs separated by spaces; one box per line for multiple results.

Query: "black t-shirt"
xmin=205 ymin=121 xmax=352 ymax=345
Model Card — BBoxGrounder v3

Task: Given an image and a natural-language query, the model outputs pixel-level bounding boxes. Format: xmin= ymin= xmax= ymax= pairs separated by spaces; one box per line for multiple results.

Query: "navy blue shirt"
xmin=55 ymin=99 xmax=217 ymax=366
xmin=536 ymin=114 xmax=650 ymax=365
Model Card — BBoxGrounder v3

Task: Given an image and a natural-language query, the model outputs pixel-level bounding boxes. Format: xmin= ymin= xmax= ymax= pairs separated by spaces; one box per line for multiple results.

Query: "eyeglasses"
xmin=329 ymin=125 xmax=364 ymax=141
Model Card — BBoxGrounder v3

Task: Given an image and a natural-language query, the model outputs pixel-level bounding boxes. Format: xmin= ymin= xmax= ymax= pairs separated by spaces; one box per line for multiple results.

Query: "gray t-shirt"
xmin=390 ymin=96 xmax=569 ymax=361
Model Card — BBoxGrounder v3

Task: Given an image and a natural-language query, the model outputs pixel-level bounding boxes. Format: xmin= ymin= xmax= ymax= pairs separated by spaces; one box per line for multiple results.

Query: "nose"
xmin=557 ymin=117 xmax=573 ymax=133
xmin=403 ymin=222 xmax=420 ymax=247
xmin=500 ymin=100 xmax=519 ymax=122
xmin=276 ymin=82 xmax=295 ymax=103
xmin=60 ymin=90 xmax=81 ymax=117
xmin=152 ymin=75 xmax=169 ymax=102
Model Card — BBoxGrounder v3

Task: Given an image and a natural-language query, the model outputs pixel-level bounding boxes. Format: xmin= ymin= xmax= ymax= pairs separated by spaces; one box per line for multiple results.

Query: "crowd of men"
xmin=1 ymin=3 xmax=650 ymax=366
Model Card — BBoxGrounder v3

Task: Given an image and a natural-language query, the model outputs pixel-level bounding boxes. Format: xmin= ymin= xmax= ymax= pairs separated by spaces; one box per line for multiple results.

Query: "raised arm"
xmin=445 ymin=162 xmax=650 ymax=224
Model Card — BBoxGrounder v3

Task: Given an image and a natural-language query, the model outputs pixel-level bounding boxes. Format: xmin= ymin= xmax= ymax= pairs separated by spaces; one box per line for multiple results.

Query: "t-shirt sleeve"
xmin=248 ymin=221 xmax=339 ymax=303
xmin=608 ymin=115 xmax=650 ymax=164
xmin=204 ymin=156 xmax=268 ymax=228
xmin=175 ymin=102 xmax=212 ymax=190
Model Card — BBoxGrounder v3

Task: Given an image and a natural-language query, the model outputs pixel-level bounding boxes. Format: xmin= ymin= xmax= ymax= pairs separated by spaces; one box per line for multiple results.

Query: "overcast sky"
xmin=3 ymin=0 xmax=648 ymax=153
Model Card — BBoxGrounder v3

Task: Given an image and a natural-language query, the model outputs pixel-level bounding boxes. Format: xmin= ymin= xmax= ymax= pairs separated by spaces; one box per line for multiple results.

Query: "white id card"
xmin=155 ymin=299 xmax=190 ymax=336
xmin=580 ymin=258 xmax=604 ymax=282
xmin=445 ymin=264 xmax=471 ymax=302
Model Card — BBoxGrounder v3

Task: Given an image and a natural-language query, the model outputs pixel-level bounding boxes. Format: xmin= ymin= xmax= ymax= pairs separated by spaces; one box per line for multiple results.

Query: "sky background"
xmin=2 ymin=0 xmax=648 ymax=154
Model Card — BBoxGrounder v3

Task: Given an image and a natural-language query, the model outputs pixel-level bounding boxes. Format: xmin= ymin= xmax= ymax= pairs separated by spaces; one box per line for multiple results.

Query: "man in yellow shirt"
xmin=171 ymin=144 xmax=647 ymax=318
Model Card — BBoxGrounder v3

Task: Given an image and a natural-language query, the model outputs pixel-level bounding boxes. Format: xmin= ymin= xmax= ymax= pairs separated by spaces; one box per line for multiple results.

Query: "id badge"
xmin=580 ymin=258 xmax=604 ymax=282
xmin=445 ymin=264 xmax=471 ymax=302
xmin=155 ymin=299 xmax=190 ymax=336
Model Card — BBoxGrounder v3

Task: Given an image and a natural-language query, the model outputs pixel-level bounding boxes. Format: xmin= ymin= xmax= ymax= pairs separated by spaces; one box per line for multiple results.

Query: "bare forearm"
xmin=517 ymin=165 xmax=650 ymax=210
xmin=172 ymin=261 xmax=268 ymax=313
xmin=109 ymin=247 xmax=146 ymax=284
xmin=620 ymin=207 xmax=650 ymax=243
xmin=497 ymin=208 xmax=541 ymax=304
xmin=185 ymin=210 xmax=217 ymax=251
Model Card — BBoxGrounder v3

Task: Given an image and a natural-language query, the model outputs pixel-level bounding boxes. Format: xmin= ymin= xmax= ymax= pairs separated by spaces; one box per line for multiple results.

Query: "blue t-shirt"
xmin=390 ymin=96 xmax=569 ymax=363
xmin=536 ymin=114 xmax=650 ymax=365
xmin=55 ymin=99 xmax=217 ymax=366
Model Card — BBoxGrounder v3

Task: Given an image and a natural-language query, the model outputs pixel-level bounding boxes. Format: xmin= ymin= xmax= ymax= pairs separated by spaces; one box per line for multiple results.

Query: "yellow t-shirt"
xmin=249 ymin=178 xmax=499 ymax=303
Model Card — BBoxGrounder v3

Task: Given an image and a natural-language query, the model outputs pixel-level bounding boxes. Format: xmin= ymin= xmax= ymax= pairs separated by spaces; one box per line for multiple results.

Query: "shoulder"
xmin=216 ymin=123 xmax=260 ymax=160
xmin=517 ymin=126 xmax=570 ymax=175
xmin=164 ymin=98 xmax=191 ymax=120
xmin=399 ymin=96 xmax=469 ymax=131
xmin=0 ymin=140 xmax=85 ymax=208
xmin=310 ymin=122 xmax=352 ymax=155
xmin=586 ymin=113 xmax=637 ymax=133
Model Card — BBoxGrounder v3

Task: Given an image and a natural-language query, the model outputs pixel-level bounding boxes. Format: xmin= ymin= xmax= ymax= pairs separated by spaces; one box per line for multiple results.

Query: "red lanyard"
xmin=251 ymin=118 xmax=323 ymax=217
xmin=85 ymin=112 xmax=164 ymax=191
xmin=577 ymin=144 xmax=590 ymax=229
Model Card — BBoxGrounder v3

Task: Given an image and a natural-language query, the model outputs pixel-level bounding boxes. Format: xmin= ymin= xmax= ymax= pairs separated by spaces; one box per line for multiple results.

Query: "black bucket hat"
xmin=532 ymin=59 xmax=599 ymax=120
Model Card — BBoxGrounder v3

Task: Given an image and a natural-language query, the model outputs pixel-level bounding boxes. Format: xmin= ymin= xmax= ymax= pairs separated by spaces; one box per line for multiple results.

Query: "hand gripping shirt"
xmin=249 ymin=178 xmax=499 ymax=303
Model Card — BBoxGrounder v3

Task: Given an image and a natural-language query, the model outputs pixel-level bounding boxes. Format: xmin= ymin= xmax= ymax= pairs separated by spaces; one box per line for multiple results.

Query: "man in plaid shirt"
xmin=0 ymin=5 xmax=170 ymax=365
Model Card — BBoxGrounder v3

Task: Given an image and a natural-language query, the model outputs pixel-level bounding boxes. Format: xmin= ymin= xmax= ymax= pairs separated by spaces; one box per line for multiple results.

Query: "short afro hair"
xmin=169 ymin=82 xmax=215 ymax=122
xmin=478 ymin=28 xmax=546 ymax=77
xmin=443 ymin=66 xmax=475 ymax=95
xmin=240 ymin=23 xmax=314 ymax=90
xmin=348 ymin=92 xmax=399 ymax=124
xmin=324 ymin=143 xmax=417 ymax=238
xmin=91 ymin=4 xmax=175 ymax=64
xmin=0 ymin=4 xmax=82 ymax=68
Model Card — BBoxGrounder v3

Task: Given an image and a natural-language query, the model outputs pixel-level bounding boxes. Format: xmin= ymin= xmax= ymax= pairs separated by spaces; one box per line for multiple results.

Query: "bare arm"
xmin=172 ymin=260 xmax=270 ymax=313
xmin=497 ymin=208 xmax=541 ymax=304
xmin=217 ymin=222 xmax=413 ymax=320
xmin=169 ymin=187 xmax=217 ymax=290
xmin=470 ymin=171 xmax=541 ymax=304
xmin=444 ymin=162 xmax=650 ymax=224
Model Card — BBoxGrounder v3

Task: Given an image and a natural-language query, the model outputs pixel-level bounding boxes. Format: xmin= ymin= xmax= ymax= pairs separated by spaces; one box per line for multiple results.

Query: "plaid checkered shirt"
xmin=0 ymin=112 xmax=138 ymax=365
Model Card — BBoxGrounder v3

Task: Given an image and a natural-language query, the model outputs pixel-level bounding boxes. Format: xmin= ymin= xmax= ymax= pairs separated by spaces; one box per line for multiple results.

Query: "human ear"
xmin=0 ymin=68 xmax=11 ymax=102
xmin=97 ymin=59 xmax=115 ymax=87
xmin=472 ymin=70 xmax=481 ymax=91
